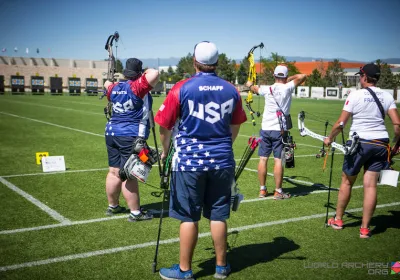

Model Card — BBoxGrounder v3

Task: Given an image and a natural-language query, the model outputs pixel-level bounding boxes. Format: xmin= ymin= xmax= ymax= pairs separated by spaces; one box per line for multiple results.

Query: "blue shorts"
xmin=343 ymin=138 xmax=389 ymax=176
xmin=258 ymin=130 xmax=284 ymax=158
xmin=105 ymin=135 xmax=135 ymax=169
xmin=169 ymin=168 xmax=234 ymax=222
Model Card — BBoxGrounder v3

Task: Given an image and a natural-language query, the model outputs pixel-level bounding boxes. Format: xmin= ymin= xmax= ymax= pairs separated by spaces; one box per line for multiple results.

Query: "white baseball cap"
xmin=194 ymin=41 xmax=219 ymax=65
xmin=274 ymin=65 xmax=288 ymax=78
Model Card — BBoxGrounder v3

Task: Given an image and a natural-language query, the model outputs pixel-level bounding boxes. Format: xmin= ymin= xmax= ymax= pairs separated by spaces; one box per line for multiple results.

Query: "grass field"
xmin=0 ymin=93 xmax=399 ymax=280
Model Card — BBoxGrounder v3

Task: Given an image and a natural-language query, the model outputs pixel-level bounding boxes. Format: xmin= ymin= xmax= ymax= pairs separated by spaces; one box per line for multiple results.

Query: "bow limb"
xmin=245 ymin=43 xmax=264 ymax=126
xmin=104 ymin=31 xmax=119 ymax=83
xmin=297 ymin=111 xmax=357 ymax=154
xmin=160 ymin=141 xmax=175 ymax=190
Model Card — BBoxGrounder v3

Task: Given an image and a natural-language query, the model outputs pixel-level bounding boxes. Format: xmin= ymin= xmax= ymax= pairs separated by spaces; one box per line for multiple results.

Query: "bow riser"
xmin=297 ymin=112 xmax=355 ymax=155
xmin=245 ymin=43 xmax=264 ymax=126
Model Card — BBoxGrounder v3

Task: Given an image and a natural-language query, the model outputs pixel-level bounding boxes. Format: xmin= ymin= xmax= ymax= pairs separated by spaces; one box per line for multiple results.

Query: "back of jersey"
xmin=174 ymin=72 xmax=241 ymax=170
xmin=106 ymin=81 xmax=152 ymax=138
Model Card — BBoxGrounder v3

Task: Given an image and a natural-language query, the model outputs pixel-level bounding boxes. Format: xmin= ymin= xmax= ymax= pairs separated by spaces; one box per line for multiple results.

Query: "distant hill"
xmin=381 ymin=58 xmax=400 ymax=64
xmin=120 ymin=58 xmax=179 ymax=69
xmin=120 ymin=56 xmax=400 ymax=68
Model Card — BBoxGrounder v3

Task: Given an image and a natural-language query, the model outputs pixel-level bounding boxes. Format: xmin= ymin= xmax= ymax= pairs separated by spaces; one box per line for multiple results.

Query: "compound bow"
xmin=298 ymin=111 xmax=359 ymax=155
xmin=246 ymin=42 xmax=264 ymax=126
xmin=100 ymin=31 xmax=120 ymax=120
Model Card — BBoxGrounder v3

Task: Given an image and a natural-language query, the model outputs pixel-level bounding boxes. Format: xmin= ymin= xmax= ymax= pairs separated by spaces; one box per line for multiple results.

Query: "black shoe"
xmin=127 ymin=210 xmax=153 ymax=222
xmin=105 ymin=205 xmax=127 ymax=216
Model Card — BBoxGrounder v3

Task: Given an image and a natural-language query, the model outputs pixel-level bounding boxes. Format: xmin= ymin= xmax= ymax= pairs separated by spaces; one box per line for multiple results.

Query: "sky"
xmin=0 ymin=0 xmax=399 ymax=63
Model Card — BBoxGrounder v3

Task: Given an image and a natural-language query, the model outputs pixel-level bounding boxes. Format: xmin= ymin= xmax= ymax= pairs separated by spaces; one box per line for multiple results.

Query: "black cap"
xmin=355 ymin=63 xmax=380 ymax=80
xmin=123 ymin=58 xmax=143 ymax=79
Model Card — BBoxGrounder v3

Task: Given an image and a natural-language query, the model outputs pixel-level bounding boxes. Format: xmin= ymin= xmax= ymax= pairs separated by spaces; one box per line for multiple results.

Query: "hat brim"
xmin=354 ymin=71 xmax=362 ymax=75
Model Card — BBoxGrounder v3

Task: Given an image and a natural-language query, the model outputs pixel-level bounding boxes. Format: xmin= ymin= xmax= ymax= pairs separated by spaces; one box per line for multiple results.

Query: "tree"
xmin=377 ymin=62 xmax=395 ymax=89
xmin=259 ymin=52 xmax=300 ymax=85
xmin=116 ymin=59 xmax=123 ymax=73
xmin=236 ymin=62 xmax=247 ymax=84
xmin=306 ymin=68 xmax=324 ymax=87
xmin=176 ymin=53 xmax=195 ymax=78
xmin=167 ymin=66 xmax=175 ymax=76
xmin=159 ymin=69 xmax=168 ymax=82
xmin=236 ymin=56 xmax=250 ymax=85
xmin=216 ymin=53 xmax=236 ymax=83
xmin=323 ymin=59 xmax=346 ymax=87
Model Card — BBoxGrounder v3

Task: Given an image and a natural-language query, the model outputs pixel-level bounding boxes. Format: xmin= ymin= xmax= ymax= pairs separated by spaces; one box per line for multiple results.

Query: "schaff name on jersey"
xmin=199 ymin=85 xmax=224 ymax=91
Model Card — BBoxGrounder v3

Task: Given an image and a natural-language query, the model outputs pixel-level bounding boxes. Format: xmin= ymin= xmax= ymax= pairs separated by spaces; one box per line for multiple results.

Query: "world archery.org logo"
xmin=392 ymin=261 xmax=400 ymax=274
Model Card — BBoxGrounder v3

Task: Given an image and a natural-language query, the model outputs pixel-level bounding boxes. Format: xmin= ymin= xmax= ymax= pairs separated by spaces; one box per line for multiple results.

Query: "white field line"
xmin=0 ymin=112 xmax=325 ymax=151
xmin=0 ymin=112 xmax=104 ymax=137
xmin=0 ymin=100 xmax=103 ymax=116
xmin=0 ymin=170 xmax=364 ymax=235
xmin=0 ymin=153 xmax=341 ymax=178
xmin=1 ymin=168 xmax=109 ymax=178
xmin=0 ymin=177 xmax=71 ymax=224
xmin=0 ymin=201 xmax=399 ymax=272
xmin=21 ymin=97 xmax=106 ymax=107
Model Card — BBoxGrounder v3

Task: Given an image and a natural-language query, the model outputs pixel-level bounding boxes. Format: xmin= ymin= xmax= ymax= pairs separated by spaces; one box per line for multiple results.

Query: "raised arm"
xmin=144 ymin=68 xmax=160 ymax=88
xmin=287 ymin=74 xmax=307 ymax=87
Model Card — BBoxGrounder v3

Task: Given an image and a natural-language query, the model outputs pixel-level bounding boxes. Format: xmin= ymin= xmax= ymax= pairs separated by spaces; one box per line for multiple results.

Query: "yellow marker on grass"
xmin=35 ymin=152 xmax=49 ymax=165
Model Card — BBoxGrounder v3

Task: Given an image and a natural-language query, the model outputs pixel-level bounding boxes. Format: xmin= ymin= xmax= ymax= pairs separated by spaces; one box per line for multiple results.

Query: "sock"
xmin=260 ymin=186 xmax=266 ymax=190
xmin=131 ymin=210 xmax=141 ymax=215
xmin=275 ymin=188 xmax=283 ymax=194
xmin=109 ymin=205 xmax=119 ymax=208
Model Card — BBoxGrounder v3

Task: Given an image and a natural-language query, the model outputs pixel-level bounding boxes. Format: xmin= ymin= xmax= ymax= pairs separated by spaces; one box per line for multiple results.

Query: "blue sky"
xmin=0 ymin=0 xmax=399 ymax=62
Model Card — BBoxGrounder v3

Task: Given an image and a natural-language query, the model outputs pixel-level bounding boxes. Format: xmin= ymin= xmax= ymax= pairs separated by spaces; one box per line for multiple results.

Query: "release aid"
xmin=120 ymin=153 xmax=152 ymax=183
xmin=119 ymin=138 xmax=159 ymax=183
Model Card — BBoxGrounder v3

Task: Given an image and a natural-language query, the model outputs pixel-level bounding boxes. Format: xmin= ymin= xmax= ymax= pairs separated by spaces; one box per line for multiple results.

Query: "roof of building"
xmin=246 ymin=61 xmax=367 ymax=75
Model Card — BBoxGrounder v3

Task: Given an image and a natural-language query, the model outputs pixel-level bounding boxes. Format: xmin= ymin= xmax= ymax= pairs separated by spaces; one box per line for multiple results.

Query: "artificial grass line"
xmin=1 ymin=201 xmax=399 ymax=272
xmin=0 ymin=177 xmax=71 ymax=224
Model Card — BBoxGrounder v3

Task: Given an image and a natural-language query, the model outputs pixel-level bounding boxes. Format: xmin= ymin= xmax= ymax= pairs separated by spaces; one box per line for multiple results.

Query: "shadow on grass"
xmin=141 ymin=191 xmax=170 ymax=218
xmin=194 ymin=235 xmax=304 ymax=278
xmin=343 ymin=210 xmax=400 ymax=236
xmin=283 ymin=175 xmax=335 ymax=197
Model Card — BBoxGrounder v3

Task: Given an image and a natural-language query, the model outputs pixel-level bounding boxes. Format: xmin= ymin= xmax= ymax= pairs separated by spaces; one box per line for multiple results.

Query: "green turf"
xmin=0 ymin=93 xmax=399 ymax=280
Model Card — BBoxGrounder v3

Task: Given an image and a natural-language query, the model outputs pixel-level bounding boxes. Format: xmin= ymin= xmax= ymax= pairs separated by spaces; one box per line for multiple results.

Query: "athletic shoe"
xmin=259 ymin=189 xmax=268 ymax=198
xmin=273 ymin=191 xmax=291 ymax=200
xmin=105 ymin=205 xmax=127 ymax=216
xmin=360 ymin=227 xmax=371 ymax=239
xmin=327 ymin=217 xmax=343 ymax=230
xmin=214 ymin=263 xmax=231 ymax=279
xmin=159 ymin=264 xmax=194 ymax=280
xmin=127 ymin=210 xmax=153 ymax=222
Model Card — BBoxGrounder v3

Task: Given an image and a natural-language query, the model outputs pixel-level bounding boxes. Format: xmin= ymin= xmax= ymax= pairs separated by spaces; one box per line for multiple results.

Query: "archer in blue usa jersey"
xmin=105 ymin=75 xmax=153 ymax=139
xmin=155 ymin=72 xmax=247 ymax=171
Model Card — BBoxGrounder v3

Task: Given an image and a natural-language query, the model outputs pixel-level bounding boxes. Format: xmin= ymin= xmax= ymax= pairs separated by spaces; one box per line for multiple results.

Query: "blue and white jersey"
xmin=105 ymin=76 xmax=153 ymax=139
xmin=155 ymin=72 xmax=247 ymax=171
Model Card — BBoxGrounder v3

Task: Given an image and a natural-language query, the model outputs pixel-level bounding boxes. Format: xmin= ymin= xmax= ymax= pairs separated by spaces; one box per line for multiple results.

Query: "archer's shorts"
xmin=342 ymin=138 xmax=389 ymax=176
xmin=258 ymin=130 xmax=284 ymax=158
xmin=105 ymin=135 xmax=135 ymax=169
xmin=169 ymin=168 xmax=234 ymax=222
